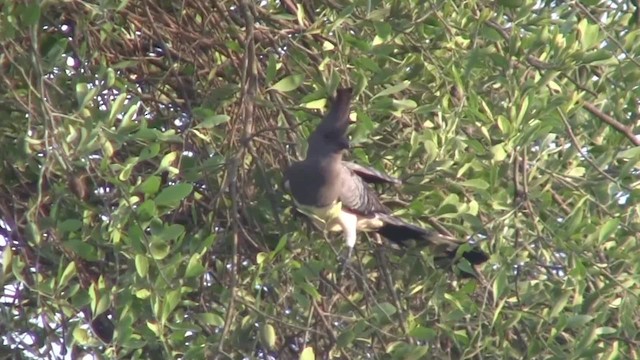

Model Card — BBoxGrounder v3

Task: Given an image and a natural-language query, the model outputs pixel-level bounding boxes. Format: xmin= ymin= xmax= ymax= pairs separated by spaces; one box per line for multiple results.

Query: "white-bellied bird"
xmin=284 ymin=87 xmax=488 ymax=275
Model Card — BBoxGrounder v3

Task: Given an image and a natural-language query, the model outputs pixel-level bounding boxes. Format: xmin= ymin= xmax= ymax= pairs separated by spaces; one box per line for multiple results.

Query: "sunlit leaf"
xmin=59 ymin=261 xmax=76 ymax=288
xmin=185 ymin=254 xmax=205 ymax=278
xmin=269 ymin=74 xmax=304 ymax=92
xmin=300 ymin=347 xmax=315 ymax=360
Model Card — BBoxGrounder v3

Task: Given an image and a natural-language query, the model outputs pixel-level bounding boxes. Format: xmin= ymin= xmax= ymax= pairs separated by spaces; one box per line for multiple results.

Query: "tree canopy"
xmin=1 ymin=0 xmax=639 ymax=358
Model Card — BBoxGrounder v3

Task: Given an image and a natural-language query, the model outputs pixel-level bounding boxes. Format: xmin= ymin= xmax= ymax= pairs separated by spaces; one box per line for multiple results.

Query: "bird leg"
xmin=335 ymin=245 xmax=355 ymax=284
xmin=336 ymin=212 xmax=358 ymax=277
xmin=337 ymin=245 xmax=354 ymax=274
xmin=345 ymin=246 xmax=354 ymax=263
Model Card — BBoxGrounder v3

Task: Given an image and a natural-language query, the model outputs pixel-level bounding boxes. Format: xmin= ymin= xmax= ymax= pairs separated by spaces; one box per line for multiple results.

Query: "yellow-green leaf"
xmin=299 ymin=347 xmax=315 ymax=360
xmin=135 ymin=254 xmax=149 ymax=277
xmin=270 ymin=74 xmax=304 ymax=92
xmin=259 ymin=323 xmax=277 ymax=351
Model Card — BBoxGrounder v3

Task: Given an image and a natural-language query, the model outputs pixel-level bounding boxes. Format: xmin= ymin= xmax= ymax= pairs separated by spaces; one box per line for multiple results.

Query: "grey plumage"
xmin=285 ymin=88 xmax=353 ymax=210
xmin=342 ymin=161 xmax=401 ymax=185
xmin=285 ymin=87 xmax=489 ymax=271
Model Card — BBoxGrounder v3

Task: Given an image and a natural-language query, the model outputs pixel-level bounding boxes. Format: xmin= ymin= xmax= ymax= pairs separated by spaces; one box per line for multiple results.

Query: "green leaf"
xmin=138 ymin=176 xmax=161 ymax=195
xmin=404 ymin=346 xmax=429 ymax=360
xmin=155 ymin=224 xmax=185 ymax=241
xmin=299 ymin=282 xmax=321 ymax=300
xmin=460 ymin=178 xmax=490 ymax=190
xmin=146 ymin=321 xmax=161 ymax=336
xmin=550 ymin=291 xmax=572 ymax=318
xmin=372 ymin=81 xmax=410 ymax=99
xmin=75 ymin=83 xmax=98 ymax=109
xmin=354 ymin=71 xmax=368 ymax=97
xmin=408 ymin=326 xmax=436 ymax=341
xmin=266 ymin=54 xmax=277 ymax=83
xmin=373 ymin=302 xmax=397 ymax=321
xmin=139 ymin=143 xmax=160 ymax=161
xmin=25 ymin=221 xmax=41 ymax=245
xmin=493 ymin=269 xmax=508 ymax=299
xmin=598 ymin=218 xmax=620 ymax=243
xmin=497 ymin=0 xmax=524 ymax=8
xmin=515 ymin=95 xmax=529 ymax=126
xmin=149 ymin=240 xmax=170 ymax=260
xmin=336 ymin=330 xmax=356 ymax=348
xmin=2 ymin=247 xmax=12 ymax=274
xmin=185 ymin=254 xmax=205 ymax=278
xmin=386 ymin=342 xmax=429 ymax=360
xmin=136 ymin=200 xmax=157 ymax=221
xmin=135 ymin=254 xmax=149 ymax=277
xmin=259 ymin=323 xmax=277 ymax=351
xmin=575 ymin=325 xmax=597 ymax=354
xmin=579 ymin=50 xmax=616 ymax=65
xmin=73 ymin=327 xmax=91 ymax=345
xmin=196 ymin=312 xmax=225 ymax=327
xmin=90 ymin=286 xmax=110 ymax=319
xmin=566 ymin=166 xmax=586 ymax=177
xmin=155 ymin=183 xmax=193 ymax=207
xmin=616 ymin=146 xmax=640 ymax=159
xmin=135 ymin=288 xmax=151 ymax=299
xmin=22 ymin=3 xmax=41 ymax=26
xmin=455 ymin=257 xmax=475 ymax=276
xmin=118 ymin=161 xmax=134 ymax=181
xmin=373 ymin=21 xmax=392 ymax=43
xmin=269 ymin=74 xmax=304 ymax=92
xmin=270 ymin=235 xmax=288 ymax=258
xmin=566 ymin=314 xmax=594 ymax=329
xmin=392 ymin=99 xmax=417 ymax=111
xmin=162 ymin=289 xmax=181 ymax=322
xmin=302 ymin=99 xmax=326 ymax=109
xmin=577 ymin=19 xmax=601 ymax=49
xmin=59 ymin=219 xmax=82 ymax=233
xmin=59 ymin=261 xmax=77 ymax=288
xmin=64 ymin=240 xmax=98 ymax=261
xmin=120 ymin=100 xmax=140 ymax=129
xmin=108 ymin=93 xmax=127 ymax=125
xmin=105 ymin=68 xmax=115 ymax=87
xmin=256 ymin=252 xmax=268 ymax=265
xmin=194 ymin=114 xmax=230 ymax=129
xmin=491 ymin=144 xmax=508 ymax=162
xmin=595 ymin=327 xmax=617 ymax=335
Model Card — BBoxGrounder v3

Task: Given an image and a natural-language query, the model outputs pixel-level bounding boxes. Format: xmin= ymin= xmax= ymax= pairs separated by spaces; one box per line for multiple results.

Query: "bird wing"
xmin=338 ymin=165 xmax=390 ymax=218
xmin=342 ymin=161 xmax=401 ymax=185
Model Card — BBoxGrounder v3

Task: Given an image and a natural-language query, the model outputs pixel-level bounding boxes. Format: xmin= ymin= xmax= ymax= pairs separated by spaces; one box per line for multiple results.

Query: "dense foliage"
xmin=1 ymin=0 xmax=639 ymax=358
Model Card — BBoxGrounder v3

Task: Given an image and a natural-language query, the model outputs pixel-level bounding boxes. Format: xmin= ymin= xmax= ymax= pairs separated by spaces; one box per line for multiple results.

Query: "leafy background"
xmin=1 ymin=0 xmax=639 ymax=358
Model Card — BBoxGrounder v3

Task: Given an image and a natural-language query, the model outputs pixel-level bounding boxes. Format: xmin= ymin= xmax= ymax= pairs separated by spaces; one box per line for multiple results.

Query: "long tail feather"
xmin=375 ymin=216 xmax=488 ymax=265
